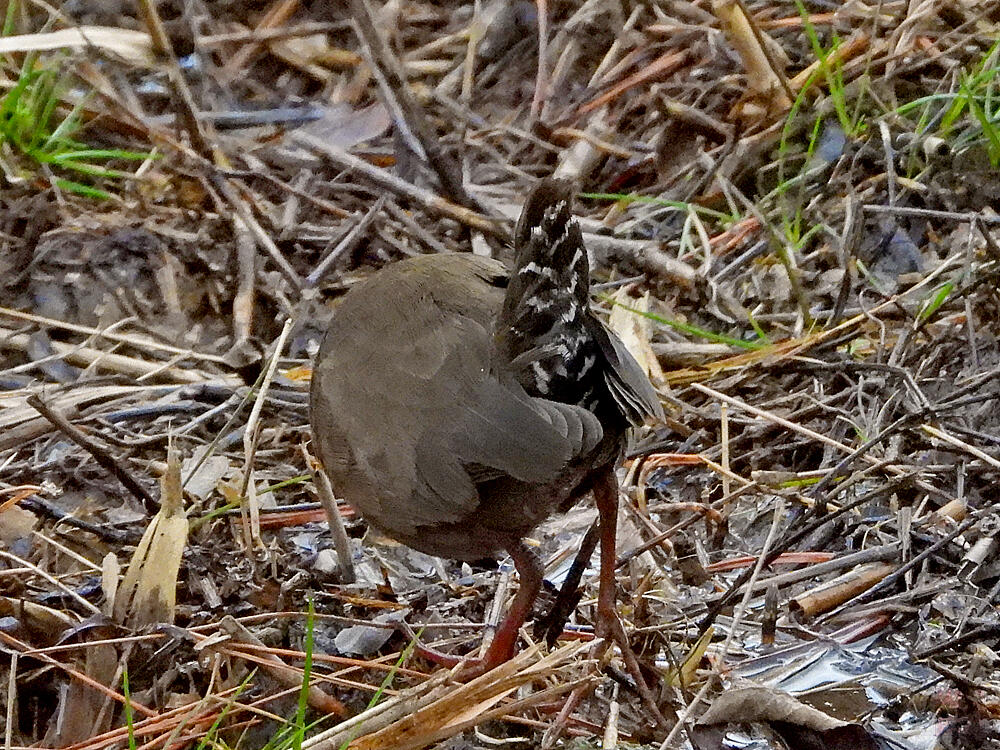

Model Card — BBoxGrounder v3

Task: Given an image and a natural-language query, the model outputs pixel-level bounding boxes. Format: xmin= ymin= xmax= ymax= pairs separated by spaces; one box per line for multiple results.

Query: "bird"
xmin=310 ymin=177 xmax=662 ymax=677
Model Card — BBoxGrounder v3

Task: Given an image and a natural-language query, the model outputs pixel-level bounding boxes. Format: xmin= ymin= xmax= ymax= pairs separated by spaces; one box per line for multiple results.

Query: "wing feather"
xmin=312 ymin=254 xmax=604 ymax=533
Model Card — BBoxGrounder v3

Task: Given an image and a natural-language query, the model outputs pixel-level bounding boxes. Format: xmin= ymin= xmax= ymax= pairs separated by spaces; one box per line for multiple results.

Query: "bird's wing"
xmin=589 ymin=319 xmax=664 ymax=425
xmin=412 ymin=314 xmax=603 ymax=526
xmin=311 ymin=255 xmax=601 ymax=532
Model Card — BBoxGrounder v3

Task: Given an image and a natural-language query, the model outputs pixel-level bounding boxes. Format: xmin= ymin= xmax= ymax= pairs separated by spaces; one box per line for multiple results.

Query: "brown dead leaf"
xmin=692 ymin=686 xmax=879 ymax=750
xmin=112 ymin=446 xmax=188 ymax=627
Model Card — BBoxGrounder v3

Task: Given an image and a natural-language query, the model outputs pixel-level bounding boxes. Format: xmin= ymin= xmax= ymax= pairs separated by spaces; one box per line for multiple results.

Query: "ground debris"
xmin=2 ymin=1 xmax=1000 ymax=749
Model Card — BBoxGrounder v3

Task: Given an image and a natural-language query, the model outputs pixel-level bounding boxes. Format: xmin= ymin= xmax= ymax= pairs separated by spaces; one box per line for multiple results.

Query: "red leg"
xmin=410 ymin=541 xmax=543 ymax=680
xmin=592 ymin=468 xmax=671 ymax=731
xmin=487 ymin=542 xmax=543 ymax=663
xmin=593 ymin=468 xmax=620 ymax=635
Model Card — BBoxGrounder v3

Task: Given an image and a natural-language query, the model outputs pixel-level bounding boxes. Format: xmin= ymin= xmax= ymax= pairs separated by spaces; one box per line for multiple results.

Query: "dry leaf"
xmin=113 ymin=447 xmax=188 ymax=627
xmin=608 ymin=289 xmax=665 ymax=385
xmin=693 ymin=686 xmax=879 ymax=750
xmin=0 ymin=28 xmax=155 ymax=66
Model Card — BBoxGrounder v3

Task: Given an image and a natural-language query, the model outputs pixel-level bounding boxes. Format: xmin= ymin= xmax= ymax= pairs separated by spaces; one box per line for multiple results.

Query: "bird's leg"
xmin=591 ymin=468 xmax=671 ymax=731
xmin=537 ymin=518 xmax=600 ymax=646
xmin=593 ymin=468 xmax=621 ymax=634
xmin=485 ymin=541 xmax=544 ymax=665
xmin=408 ymin=541 xmax=543 ymax=680
xmin=535 ymin=470 xmax=673 ymax=747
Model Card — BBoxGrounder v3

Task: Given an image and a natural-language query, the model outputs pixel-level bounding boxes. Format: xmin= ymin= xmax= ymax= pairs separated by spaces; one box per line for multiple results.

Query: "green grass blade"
xmin=193 ymin=671 xmax=255 ymax=750
xmin=338 ymin=629 xmax=423 ymax=750
xmin=122 ymin=669 xmax=137 ymax=750
xmin=579 ymin=192 xmax=736 ymax=222
xmin=292 ymin=599 xmax=316 ymax=750
xmin=600 ymin=295 xmax=765 ymax=350
xmin=917 ymin=281 xmax=954 ymax=323
xmin=2 ymin=0 xmax=18 ymax=38
xmin=963 ymin=76 xmax=1000 ymax=166
xmin=50 ymin=148 xmax=160 ymax=162
xmin=54 ymin=179 xmax=112 ymax=199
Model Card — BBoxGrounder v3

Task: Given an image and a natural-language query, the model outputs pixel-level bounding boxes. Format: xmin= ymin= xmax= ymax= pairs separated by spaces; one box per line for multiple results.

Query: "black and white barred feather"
xmin=495 ymin=180 xmax=599 ymax=405
xmin=495 ymin=179 xmax=662 ymax=427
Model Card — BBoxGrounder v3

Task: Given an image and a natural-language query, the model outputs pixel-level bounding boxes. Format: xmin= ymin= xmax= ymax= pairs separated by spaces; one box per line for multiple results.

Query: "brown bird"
xmin=310 ymin=178 xmax=662 ymax=676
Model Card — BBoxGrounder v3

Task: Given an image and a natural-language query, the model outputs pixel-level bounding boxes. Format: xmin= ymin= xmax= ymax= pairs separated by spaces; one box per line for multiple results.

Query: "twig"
xmin=661 ymin=499 xmax=787 ymax=750
xmin=530 ymin=0 xmax=549 ymax=119
xmin=208 ymin=173 xmax=304 ymax=290
xmin=217 ymin=615 xmax=346 ymax=716
xmin=289 ymin=130 xmax=503 ymax=237
xmin=0 ymin=631 xmax=156 ymax=718
xmin=221 ymin=0 xmax=301 ymax=79
xmin=0 ymin=307 xmax=227 ymax=364
xmin=817 ymin=509 xmax=987 ymax=623
xmin=306 ymin=196 xmax=386 ymax=287
xmin=306 ymin=448 xmax=356 ymax=584
xmin=134 ymin=0 xmax=210 ymax=158
xmin=922 ymin=424 xmax=1000 ymax=471
xmin=232 ymin=219 xmax=256 ymax=347
xmin=242 ymin=319 xmax=294 ymax=544
xmin=0 ymin=325 xmax=225 ymax=384
xmin=349 ymin=0 xmax=479 ymax=211
xmin=27 ymin=394 xmax=158 ymax=514
xmin=0 ymin=548 xmax=101 ymax=616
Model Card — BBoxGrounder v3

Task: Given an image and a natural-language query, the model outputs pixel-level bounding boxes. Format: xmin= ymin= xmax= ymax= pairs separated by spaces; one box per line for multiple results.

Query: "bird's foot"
xmin=399 ymin=621 xmax=517 ymax=681
xmin=594 ymin=607 xmax=672 ymax=732
xmin=539 ymin=609 xmax=671 ymax=749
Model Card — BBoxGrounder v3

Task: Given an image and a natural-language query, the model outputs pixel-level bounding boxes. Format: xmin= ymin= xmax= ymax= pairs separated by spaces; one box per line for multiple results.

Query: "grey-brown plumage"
xmin=310 ymin=178 xmax=661 ymax=673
